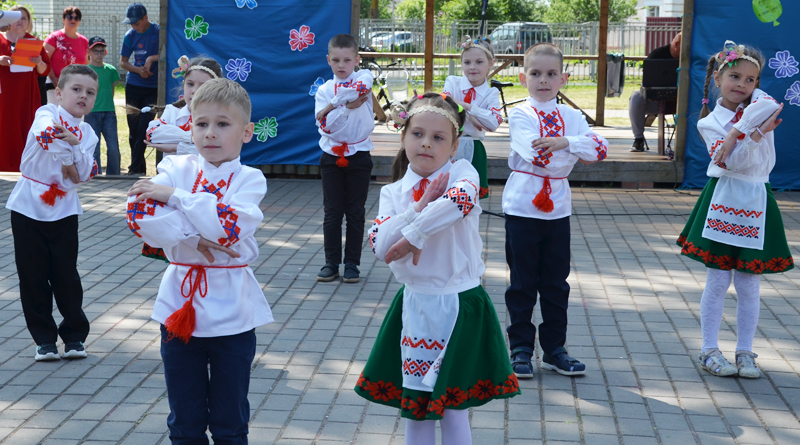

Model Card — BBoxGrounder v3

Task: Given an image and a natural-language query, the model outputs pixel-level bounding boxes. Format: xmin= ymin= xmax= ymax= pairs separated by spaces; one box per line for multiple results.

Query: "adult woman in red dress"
xmin=0 ymin=6 xmax=50 ymax=172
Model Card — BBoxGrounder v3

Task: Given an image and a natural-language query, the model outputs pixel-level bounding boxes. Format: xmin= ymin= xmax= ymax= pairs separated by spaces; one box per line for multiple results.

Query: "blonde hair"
xmin=461 ymin=36 xmax=495 ymax=62
xmin=700 ymin=43 xmax=764 ymax=119
xmin=2 ymin=5 xmax=33 ymax=34
xmin=190 ymin=78 xmax=252 ymax=124
xmin=524 ymin=42 xmax=563 ymax=72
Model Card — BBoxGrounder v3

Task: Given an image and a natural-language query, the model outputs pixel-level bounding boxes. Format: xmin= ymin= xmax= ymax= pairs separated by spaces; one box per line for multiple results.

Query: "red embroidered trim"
xmin=532 ymin=106 xmax=565 ymax=138
xmin=678 ymin=238 xmax=794 ymax=274
xmin=444 ymin=186 xmax=474 ymax=216
xmin=126 ymin=198 xmax=165 ymax=238
xmin=401 ymin=336 xmax=445 ymax=350
xmin=216 ymin=203 xmax=240 ymax=247
xmin=369 ymin=216 xmax=390 ymax=253
xmin=709 ymin=204 xmax=763 ymax=218
xmin=403 ymin=358 xmax=433 ymax=376
xmin=705 ymin=218 xmax=760 ymax=238
xmin=191 ymin=170 xmax=234 ymax=200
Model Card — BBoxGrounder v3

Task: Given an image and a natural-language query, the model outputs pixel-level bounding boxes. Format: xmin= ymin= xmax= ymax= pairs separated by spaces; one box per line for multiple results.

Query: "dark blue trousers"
xmin=160 ymin=326 xmax=256 ymax=445
xmin=504 ymin=215 xmax=571 ymax=356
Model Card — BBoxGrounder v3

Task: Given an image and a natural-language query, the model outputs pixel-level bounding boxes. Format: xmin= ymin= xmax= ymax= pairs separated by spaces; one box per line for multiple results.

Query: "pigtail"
xmin=390 ymin=149 xmax=410 ymax=183
xmin=700 ymin=56 xmax=716 ymax=119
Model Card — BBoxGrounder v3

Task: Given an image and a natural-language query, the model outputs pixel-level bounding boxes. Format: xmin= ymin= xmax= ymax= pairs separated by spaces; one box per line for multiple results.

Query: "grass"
xmin=96 ymin=83 xmax=159 ymax=175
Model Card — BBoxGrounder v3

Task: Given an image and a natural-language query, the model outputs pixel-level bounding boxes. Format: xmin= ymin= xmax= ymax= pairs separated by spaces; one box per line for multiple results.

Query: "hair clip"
xmin=440 ymin=92 xmax=448 ymax=101
xmin=171 ymin=55 xmax=190 ymax=79
xmin=457 ymin=104 xmax=464 ymax=113
xmin=701 ymin=98 xmax=709 ymax=105
xmin=418 ymin=94 xmax=424 ymax=99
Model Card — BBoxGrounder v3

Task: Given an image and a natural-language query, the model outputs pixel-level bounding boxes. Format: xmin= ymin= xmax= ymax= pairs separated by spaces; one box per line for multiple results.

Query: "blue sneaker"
xmin=35 ymin=343 xmax=60 ymax=361
xmin=542 ymin=347 xmax=585 ymax=376
xmin=511 ymin=348 xmax=534 ymax=379
xmin=62 ymin=341 xmax=87 ymax=359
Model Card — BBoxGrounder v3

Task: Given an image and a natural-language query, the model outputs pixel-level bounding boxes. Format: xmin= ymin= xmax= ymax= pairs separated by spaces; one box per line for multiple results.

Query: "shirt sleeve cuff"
xmin=168 ymin=187 xmax=191 ymax=208
xmin=565 ymin=136 xmax=580 ymax=152
xmin=401 ymin=223 xmax=427 ymax=249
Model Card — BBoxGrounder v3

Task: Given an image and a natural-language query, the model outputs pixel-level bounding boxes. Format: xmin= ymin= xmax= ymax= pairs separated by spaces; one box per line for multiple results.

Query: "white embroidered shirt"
xmin=314 ymin=70 xmax=375 ymax=156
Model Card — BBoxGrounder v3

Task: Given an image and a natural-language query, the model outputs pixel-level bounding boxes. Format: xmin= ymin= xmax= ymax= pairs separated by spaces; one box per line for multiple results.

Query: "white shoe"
xmin=699 ymin=348 xmax=737 ymax=377
xmin=735 ymin=350 xmax=761 ymax=379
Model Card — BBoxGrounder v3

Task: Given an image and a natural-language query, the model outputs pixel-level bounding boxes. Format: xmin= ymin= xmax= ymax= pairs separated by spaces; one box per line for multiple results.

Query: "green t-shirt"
xmin=89 ymin=63 xmax=119 ymax=113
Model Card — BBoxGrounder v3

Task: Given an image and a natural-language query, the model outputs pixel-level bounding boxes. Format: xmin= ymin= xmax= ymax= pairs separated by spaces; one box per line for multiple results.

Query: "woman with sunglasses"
xmin=43 ymin=6 xmax=88 ymax=103
xmin=0 ymin=5 xmax=50 ymax=172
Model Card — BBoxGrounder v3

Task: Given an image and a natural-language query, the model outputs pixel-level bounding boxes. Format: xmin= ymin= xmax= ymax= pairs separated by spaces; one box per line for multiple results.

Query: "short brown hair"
xmin=524 ymin=43 xmax=563 ymax=72
xmin=58 ymin=64 xmax=97 ymax=89
xmin=190 ymin=78 xmax=252 ymax=124
xmin=329 ymin=34 xmax=359 ymax=54
xmin=62 ymin=6 xmax=81 ymax=20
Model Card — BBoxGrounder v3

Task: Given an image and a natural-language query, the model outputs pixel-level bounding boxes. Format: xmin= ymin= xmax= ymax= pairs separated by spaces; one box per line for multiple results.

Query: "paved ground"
xmin=0 ymin=176 xmax=799 ymax=445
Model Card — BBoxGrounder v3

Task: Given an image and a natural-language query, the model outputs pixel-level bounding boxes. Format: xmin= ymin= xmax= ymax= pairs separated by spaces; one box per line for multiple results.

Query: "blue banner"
xmin=685 ymin=0 xmax=800 ymax=189
xmin=166 ymin=0 xmax=352 ymax=166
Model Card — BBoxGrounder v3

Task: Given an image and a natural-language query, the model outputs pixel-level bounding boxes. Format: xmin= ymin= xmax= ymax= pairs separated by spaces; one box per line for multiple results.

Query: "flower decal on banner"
xmin=184 ymin=15 xmax=209 ymax=41
xmin=309 ymin=77 xmax=325 ymax=96
xmin=226 ymin=58 xmax=252 ymax=82
xmin=235 ymin=0 xmax=257 ymax=8
xmin=769 ymin=50 xmax=798 ymax=78
xmin=254 ymin=117 xmax=278 ymax=142
xmin=786 ymin=81 xmax=800 ymax=106
xmin=289 ymin=25 xmax=315 ymax=52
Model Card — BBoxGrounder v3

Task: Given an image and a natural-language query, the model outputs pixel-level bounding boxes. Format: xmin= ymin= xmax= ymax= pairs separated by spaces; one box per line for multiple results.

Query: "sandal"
xmin=698 ymin=348 xmax=737 ymax=377
xmin=735 ymin=350 xmax=761 ymax=379
xmin=542 ymin=347 xmax=585 ymax=376
xmin=511 ymin=348 xmax=534 ymax=379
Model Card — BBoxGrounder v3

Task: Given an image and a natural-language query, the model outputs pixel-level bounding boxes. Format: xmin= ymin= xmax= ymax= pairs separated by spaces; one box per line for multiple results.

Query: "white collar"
xmin=199 ymin=156 xmax=242 ymax=175
xmin=400 ymin=160 xmax=453 ymax=195
xmin=526 ymin=97 xmax=559 ymax=110
xmin=335 ymin=72 xmax=356 ymax=84
xmin=459 ymin=76 xmax=489 ymax=96
xmin=56 ymin=105 xmax=83 ymax=127
xmin=711 ymin=98 xmax=744 ymax=128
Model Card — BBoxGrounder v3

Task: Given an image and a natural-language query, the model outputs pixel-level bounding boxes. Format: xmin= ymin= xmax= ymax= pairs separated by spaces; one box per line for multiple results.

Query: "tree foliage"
xmin=393 ymin=0 xmax=545 ymax=21
xmin=360 ymin=0 xmax=393 ymax=19
xmin=543 ymin=0 xmax=638 ymax=23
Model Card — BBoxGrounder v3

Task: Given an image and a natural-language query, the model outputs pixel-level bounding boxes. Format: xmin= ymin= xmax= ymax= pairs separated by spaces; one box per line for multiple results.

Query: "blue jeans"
xmin=160 ymin=325 xmax=256 ymax=445
xmin=84 ymin=111 xmax=120 ymax=175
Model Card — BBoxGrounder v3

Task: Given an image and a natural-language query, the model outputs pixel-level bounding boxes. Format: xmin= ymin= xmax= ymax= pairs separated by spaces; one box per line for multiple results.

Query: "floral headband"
xmin=387 ymin=94 xmax=463 ymax=132
xmin=715 ymin=40 xmax=760 ymax=71
xmin=171 ymin=55 xmax=219 ymax=80
xmin=461 ymin=36 xmax=494 ymax=61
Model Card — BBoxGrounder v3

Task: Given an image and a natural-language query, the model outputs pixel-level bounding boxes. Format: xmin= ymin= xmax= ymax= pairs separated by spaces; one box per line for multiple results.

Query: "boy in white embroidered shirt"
xmin=503 ymin=43 xmax=608 ymax=379
xmin=125 ymin=78 xmax=273 ymax=443
xmin=6 ymin=64 xmax=100 ymax=362
xmin=314 ymin=33 xmax=374 ymax=283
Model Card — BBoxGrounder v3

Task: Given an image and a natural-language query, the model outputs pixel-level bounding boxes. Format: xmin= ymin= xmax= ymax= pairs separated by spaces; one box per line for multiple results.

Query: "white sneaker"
xmin=699 ymin=348 xmax=737 ymax=377
xmin=736 ymin=350 xmax=761 ymax=379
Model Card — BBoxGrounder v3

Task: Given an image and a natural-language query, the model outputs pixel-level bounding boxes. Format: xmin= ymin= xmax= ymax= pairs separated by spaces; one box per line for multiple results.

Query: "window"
xmin=647 ymin=6 xmax=660 ymax=17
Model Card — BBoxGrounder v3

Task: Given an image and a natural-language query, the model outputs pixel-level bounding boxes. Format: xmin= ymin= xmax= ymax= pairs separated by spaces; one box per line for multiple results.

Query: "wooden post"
xmin=351 ymin=0 xmax=361 ymax=39
xmin=674 ymin=0 xmax=694 ymax=163
xmin=595 ymin=0 xmax=609 ymax=126
xmin=424 ymin=0 xmax=434 ymax=91
xmin=157 ymin=0 xmax=168 ymax=164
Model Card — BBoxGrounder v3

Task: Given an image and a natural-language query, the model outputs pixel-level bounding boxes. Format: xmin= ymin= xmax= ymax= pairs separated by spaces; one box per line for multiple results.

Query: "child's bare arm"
xmin=143 ymin=54 xmax=159 ymax=73
xmin=145 ymin=141 xmax=179 ymax=153
xmin=385 ymin=237 xmax=422 ymax=265
xmin=346 ymin=94 xmax=370 ymax=109
xmin=196 ymin=237 xmax=241 ymax=263
xmin=315 ymin=103 xmax=335 ymax=121
xmin=127 ymin=179 xmax=176 ymax=203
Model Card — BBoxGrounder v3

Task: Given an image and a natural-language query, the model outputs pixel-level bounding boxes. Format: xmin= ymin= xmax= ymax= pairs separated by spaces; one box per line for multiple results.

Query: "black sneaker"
xmin=541 ymin=347 xmax=585 ymax=376
xmin=62 ymin=341 xmax=87 ymax=359
xmin=343 ymin=264 xmax=360 ymax=283
xmin=35 ymin=343 xmax=60 ymax=361
xmin=316 ymin=263 xmax=339 ymax=282
xmin=511 ymin=348 xmax=534 ymax=379
xmin=630 ymin=138 xmax=648 ymax=152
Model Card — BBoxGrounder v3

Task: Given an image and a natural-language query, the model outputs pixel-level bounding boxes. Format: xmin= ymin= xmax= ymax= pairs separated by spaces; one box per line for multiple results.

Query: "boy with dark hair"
xmin=86 ymin=36 xmax=121 ymax=175
xmin=6 ymin=64 xmax=100 ymax=361
xmin=314 ymin=33 xmax=375 ymax=283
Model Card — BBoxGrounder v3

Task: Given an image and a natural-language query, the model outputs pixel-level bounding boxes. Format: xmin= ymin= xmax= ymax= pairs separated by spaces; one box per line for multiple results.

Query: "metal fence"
xmin=359 ymin=19 xmax=681 ymax=81
xmin=31 ymin=16 xmax=125 ymax=72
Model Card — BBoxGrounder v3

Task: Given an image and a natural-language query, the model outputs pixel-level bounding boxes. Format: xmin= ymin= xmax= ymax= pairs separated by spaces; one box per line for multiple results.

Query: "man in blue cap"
xmin=120 ymin=3 xmax=159 ymax=175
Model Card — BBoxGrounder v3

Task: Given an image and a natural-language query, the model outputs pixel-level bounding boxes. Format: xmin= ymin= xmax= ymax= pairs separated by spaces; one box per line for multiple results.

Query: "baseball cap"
xmin=122 ymin=3 xmax=146 ymax=24
xmin=88 ymin=36 xmax=106 ymax=49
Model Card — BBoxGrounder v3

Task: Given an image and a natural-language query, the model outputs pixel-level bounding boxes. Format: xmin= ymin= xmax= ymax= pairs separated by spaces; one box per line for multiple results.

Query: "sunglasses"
xmin=64 ymin=14 xmax=81 ymax=21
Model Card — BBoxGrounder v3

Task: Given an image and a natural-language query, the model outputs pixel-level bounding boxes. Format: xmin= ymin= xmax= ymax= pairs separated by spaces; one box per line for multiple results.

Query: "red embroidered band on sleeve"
xmin=126 ymin=198 xmax=165 ymax=237
xmin=216 ymin=203 xmax=240 ymax=247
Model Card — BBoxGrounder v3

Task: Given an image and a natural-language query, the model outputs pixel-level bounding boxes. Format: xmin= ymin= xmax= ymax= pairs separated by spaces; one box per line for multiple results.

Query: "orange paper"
xmin=12 ymin=39 xmax=43 ymax=67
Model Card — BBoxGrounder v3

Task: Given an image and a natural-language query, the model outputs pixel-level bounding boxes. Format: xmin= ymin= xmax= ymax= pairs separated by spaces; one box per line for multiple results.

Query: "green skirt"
xmin=142 ymin=242 xmax=169 ymax=263
xmin=677 ymin=177 xmax=793 ymax=274
xmin=472 ymin=140 xmax=489 ymax=200
xmin=354 ymin=285 xmax=519 ymax=420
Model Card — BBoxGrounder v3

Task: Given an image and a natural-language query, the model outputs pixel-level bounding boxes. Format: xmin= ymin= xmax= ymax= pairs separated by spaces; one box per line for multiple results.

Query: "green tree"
xmin=394 ymin=0 xmax=452 ymax=20
xmin=360 ymin=0 xmax=392 ymax=19
xmin=543 ymin=0 xmax=638 ymax=23
xmin=440 ymin=0 xmax=546 ymax=21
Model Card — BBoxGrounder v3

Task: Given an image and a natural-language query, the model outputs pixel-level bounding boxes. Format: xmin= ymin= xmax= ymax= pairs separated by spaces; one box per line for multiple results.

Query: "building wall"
xmin=634 ymin=0 xmax=683 ymax=22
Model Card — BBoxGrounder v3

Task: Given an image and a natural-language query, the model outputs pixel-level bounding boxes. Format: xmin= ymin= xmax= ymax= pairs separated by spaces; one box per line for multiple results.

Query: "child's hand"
xmin=316 ymin=103 xmax=335 ymax=121
xmin=345 ymin=94 xmax=370 ymax=110
xmin=754 ymin=104 xmax=783 ymax=142
xmin=127 ymin=179 xmax=175 ymax=203
xmin=467 ymin=114 xmax=484 ymax=132
xmin=145 ymin=141 xmax=178 ymax=153
xmin=52 ymin=122 xmax=80 ymax=146
xmin=414 ymin=172 xmax=449 ymax=213
xmin=61 ymin=164 xmax=79 ymax=183
xmin=196 ymin=236 xmax=241 ymax=263
xmin=713 ymin=132 xmax=739 ymax=165
xmin=577 ymin=159 xmax=596 ymax=166
xmin=532 ymin=136 xmax=569 ymax=155
xmin=385 ymin=236 xmax=422 ymax=265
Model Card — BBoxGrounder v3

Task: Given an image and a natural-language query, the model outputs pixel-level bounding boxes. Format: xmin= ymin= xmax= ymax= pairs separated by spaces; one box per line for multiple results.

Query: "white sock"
xmin=734 ymin=270 xmax=761 ymax=352
xmin=441 ymin=409 xmax=471 ymax=445
xmin=701 ymin=268 xmax=732 ymax=352
xmin=405 ymin=418 xmax=435 ymax=445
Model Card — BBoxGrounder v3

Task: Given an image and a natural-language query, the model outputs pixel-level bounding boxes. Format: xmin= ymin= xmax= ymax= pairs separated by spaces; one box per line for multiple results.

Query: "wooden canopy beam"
xmin=424 ymin=0 xmax=434 ymax=91
xmin=674 ymin=0 xmax=694 ymax=163
xmin=595 ymin=0 xmax=609 ymax=126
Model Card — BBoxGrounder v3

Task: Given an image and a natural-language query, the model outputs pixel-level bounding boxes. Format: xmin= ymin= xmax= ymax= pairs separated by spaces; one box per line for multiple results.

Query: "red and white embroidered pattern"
xmin=36 ymin=117 xmax=81 ymax=151
xmin=709 ymin=140 xmax=728 ymax=169
xmin=191 ymin=170 xmax=234 ymax=200
xmin=490 ymin=107 xmax=503 ymax=125
xmin=403 ymin=358 xmax=434 ymax=377
xmin=591 ymin=135 xmax=608 ymax=161
xmin=146 ymin=119 xmax=167 ymax=142
xmin=401 ymin=336 xmax=445 ymax=350
xmin=126 ymin=198 xmax=165 ymax=238
xmin=335 ymin=79 xmax=371 ymax=96
xmin=369 ymin=216 xmax=391 ymax=254
xmin=443 ymin=179 xmax=478 ymax=217
xmin=532 ymin=147 xmax=552 ymax=168
xmin=705 ymin=218 xmax=760 ymax=238
xmin=730 ymin=107 xmax=746 ymax=140
xmin=216 ymin=203 xmax=240 ymax=247
xmin=710 ymin=204 xmax=763 ymax=218
xmin=89 ymin=160 xmax=99 ymax=179
xmin=179 ymin=115 xmax=192 ymax=131
xmin=533 ymin=107 xmax=565 ymax=138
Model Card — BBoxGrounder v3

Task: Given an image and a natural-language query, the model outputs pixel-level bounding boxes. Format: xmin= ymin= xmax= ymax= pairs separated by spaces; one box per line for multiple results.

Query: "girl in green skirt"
xmin=443 ymin=37 xmax=503 ymax=200
xmin=359 ymin=93 xmax=518 ymax=444
xmin=678 ymin=41 xmax=792 ymax=380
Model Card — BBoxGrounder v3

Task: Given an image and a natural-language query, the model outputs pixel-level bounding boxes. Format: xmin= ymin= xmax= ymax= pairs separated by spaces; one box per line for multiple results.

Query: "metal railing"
xmin=31 ymin=16 xmax=125 ymax=72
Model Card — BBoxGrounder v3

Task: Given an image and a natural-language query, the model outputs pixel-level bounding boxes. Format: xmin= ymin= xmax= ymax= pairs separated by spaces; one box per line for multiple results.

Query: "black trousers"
xmin=11 ymin=212 xmax=89 ymax=345
xmin=320 ymin=151 xmax=373 ymax=266
xmin=125 ymin=83 xmax=157 ymax=174
xmin=504 ymin=214 xmax=571 ymax=356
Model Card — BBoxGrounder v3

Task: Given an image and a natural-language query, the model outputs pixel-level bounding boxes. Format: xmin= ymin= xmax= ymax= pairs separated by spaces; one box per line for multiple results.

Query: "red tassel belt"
xmin=330 ymin=137 xmax=368 ymax=168
xmin=164 ymin=262 xmax=247 ymax=343
xmin=22 ymin=175 xmax=67 ymax=207
xmin=512 ymin=170 xmax=567 ymax=213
